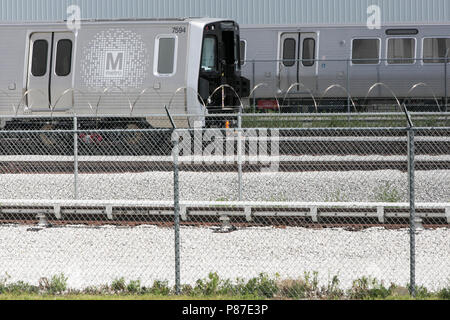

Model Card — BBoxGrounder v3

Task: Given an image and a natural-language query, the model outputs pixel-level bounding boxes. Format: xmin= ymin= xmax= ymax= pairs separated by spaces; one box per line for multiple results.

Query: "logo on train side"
xmin=105 ymin=51 xmax=124 ymax=77
xmin=80 ymin=29 xmax=149 ymax=89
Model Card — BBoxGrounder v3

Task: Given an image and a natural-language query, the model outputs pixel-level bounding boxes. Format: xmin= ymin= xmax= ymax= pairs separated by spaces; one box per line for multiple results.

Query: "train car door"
xmin=278 ymin=32 xmax=318 ymax=93
xmin=279 ymin=33 xmax=298 ymax=92
xmin=27 ymin=32 xmax=74 ymax=111
xmin=298 ymin=33 xmax=318 ymax=92
xmin=27 ymin=33 xmax=52 ymax=110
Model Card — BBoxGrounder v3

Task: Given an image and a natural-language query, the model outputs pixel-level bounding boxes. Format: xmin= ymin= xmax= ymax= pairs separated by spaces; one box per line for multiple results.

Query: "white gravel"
xmin=0 ymin=170 xmax=448 ymax=202
xmin=0 ymin=225 xmax=448 ymax=290
xmin=0 ymin=169 xmax=448 ymax=290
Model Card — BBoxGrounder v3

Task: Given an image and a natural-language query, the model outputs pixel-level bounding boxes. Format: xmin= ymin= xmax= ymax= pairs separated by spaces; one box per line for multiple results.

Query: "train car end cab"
xmin=198 ymin=21 xmax=250 ymax=112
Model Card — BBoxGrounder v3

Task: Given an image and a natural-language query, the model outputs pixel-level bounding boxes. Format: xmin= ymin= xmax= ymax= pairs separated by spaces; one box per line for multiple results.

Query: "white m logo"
xmin=105 ymin=51 xmax=124 ymax=77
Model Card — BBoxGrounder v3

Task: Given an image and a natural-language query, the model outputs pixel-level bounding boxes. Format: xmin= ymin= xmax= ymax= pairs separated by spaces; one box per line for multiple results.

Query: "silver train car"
xmin=0 ymin=18 xmax=249 ymax=128
xmin=240 ymin=23 xmax=450 ymax=111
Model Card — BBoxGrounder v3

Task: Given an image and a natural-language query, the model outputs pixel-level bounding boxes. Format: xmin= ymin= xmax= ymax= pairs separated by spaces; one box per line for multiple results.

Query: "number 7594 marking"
xmin=172 ymin=26 xmax=186 ymax=34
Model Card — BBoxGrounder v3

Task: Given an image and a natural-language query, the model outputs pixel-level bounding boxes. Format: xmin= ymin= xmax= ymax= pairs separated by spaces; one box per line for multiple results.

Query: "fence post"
xmin=445 ymin=51 xmax=448 ymax=111
xmin=166 ymin=106 xmax=181 ymax=295
xmin=237 ymin=110 xmax=243 ymax=201
xmin=346 ymin=58 xmax=350 ymax=113
xmin=252 ymin=60 xmax=256 ymax=112
xmin=73 ymin=116 xmax=78 ymax=200
xmin=407 ymin=126 xmax=416 ymax=297
xmin=172 ymin=129 xmax=181 ymax=295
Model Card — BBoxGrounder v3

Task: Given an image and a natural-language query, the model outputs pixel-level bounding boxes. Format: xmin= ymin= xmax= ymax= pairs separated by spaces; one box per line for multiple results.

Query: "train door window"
xmin=240 ymin=40 xmax=246 ymax=66
xmin=201 ymin=36 xmax=217 ymax=72
xmin=31 ymin=39 xmax=48 ymax=77
xmin=282 ymin=38 xmax=296 ymax=67
xmin=387 ymin=38 xmax=415 ymax=64
xmin=222 ymin=31 xmax=235 ymax=65
xmin=235 ymin=35 xmax=241 ymax=70
xmin=423 ymin=38 xmax=450 ymax=63
xmin=302 ymin=38 xmax=315 ymax=66
xmin=155 ymin=36 xmax=177 ymax=76
xmin=352 ymin=39 xmax=380 ymax=64
xmin=55 ymin=39 xmax=73 ymax=76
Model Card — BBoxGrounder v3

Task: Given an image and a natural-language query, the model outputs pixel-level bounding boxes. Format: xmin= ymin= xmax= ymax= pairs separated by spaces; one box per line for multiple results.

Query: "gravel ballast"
xmin=0 ymin=169 xmax=448 ymax=291
xmin=0 ymin=170 xmax=448 ymax=202
xmin=0 ymin=225 xmax=448 ymax=291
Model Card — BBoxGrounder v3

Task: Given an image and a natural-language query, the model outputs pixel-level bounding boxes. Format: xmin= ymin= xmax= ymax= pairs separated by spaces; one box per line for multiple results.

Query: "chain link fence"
xmin=242 ymin=57 xmax=449 ymax=114
xmin=0 ymin=113 xmax=448 ymax=298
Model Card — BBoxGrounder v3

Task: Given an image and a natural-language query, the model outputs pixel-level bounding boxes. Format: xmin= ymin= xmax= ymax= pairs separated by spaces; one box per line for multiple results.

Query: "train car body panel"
xmin=240 ymin=23 xmax=450 ymax=109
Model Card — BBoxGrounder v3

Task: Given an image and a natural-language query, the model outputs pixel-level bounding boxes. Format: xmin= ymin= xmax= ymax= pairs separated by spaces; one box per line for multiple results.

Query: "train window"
xmin=31 ymin=39 xmax=48 ymax=77
xmin=386 ymin=29 xmax=418 ymax=36
xmin=155 ymin=36 xmax=177 ymax=75
xmin=282 ymin=38 xmax=296 ymax=67
xmin=302 ymin=38 xmax=315 ymax=67
xmin=423 ymin=38 xmax=450 ymax=63
xmin=55 ymin=39 xmax=72 ymax=76
xmin=235 ymin=35 xmax=241 ymax=70
xmin=201 ymin=36 xmax=217 ymax=72
xmin=223 ymin=31 xmax=235 ymax=65
xmin=387 ymin=38 xmax=415 ymax=64
xmin=352 ymin=39 xmax=380 ymax=64
xmin=240 ymin=40 xmax=246 ymax=66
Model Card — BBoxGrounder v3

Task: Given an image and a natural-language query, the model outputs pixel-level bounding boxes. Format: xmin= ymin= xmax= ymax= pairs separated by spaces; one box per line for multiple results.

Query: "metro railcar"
xmin=239 ymin=23 xmax=450 ymax=112
xmin=0 ymin=18 xmax=249 ymax=128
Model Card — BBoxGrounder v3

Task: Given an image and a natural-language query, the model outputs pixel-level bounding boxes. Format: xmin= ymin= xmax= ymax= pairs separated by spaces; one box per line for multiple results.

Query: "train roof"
xmin=0 ymin=17 xmax=231 ymax=27
xmin=240 ymin=22 xmax=450 ymax=29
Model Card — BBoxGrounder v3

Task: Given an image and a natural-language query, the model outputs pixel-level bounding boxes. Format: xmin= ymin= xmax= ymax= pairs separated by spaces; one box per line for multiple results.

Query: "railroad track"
xmin=0 ymin=129 xmax=449 ymax=157
xmin=0 ymin=158 xmax=449 ymax=173
xmin=0 ymin=132 xmax=449 ymax=173
xmin=0 ymin=131 xmax=448 ymax=227
xmin=0 ymin=200 xmax=448 ymax=229
xmin=3 ymin=219 xmax=448 ymax=231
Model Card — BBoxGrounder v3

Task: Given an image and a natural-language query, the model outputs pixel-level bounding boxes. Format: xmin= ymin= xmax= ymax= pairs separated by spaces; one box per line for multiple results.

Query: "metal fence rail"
xmin=0 ymin=115 xmax=448 ymax=297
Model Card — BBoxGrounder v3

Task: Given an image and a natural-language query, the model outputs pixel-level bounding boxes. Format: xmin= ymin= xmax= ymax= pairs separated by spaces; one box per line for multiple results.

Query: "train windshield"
xmin=201 ymin=36 xmax=217 ymax=72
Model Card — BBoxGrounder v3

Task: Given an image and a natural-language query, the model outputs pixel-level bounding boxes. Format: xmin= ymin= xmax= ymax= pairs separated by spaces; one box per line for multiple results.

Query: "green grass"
xmin=1 ymin=272 xmax=449 ymax=300
xmin=374 ymin=182 xmax=403 ymax=203
xmin=0 ymin=294 xmax=260 ymax=300
xmin=374 ymin=296 xmax=441 ymax=300
xmin=0 ymin=293 xmax=443 ymax=301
